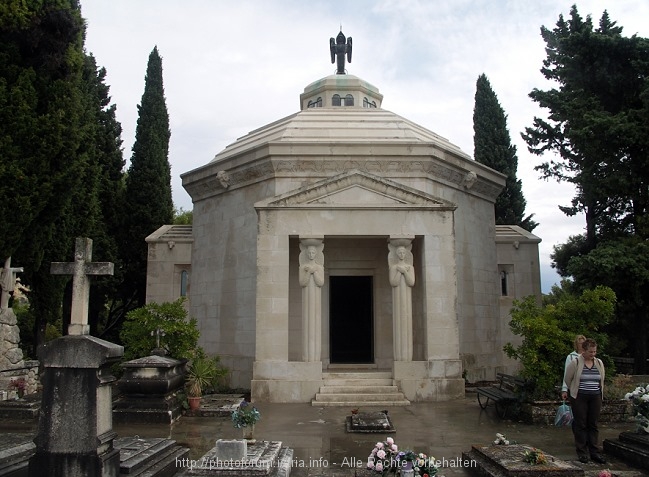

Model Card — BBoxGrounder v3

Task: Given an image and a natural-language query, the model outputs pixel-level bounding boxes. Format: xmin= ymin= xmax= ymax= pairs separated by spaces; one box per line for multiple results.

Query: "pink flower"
xmin=367 ymin=460 xmax=375 ymax=470
xmin=598 ymin=471 xmax=611 ymax=477
xmin=386 ymin=437 xmax=394 ymax=445
xmin=376 ymin=442 xmax=384 ymax=449
xmin=375 ymin=462 xmax=384 ymax=472
xmin=392 ymin=444 xmax=398 ymax=452
xmin=377 ymin=450 xmax=386 ymax=459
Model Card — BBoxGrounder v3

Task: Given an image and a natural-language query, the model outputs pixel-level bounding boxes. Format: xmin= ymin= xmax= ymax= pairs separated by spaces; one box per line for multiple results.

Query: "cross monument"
xmin=1 ymin=256 xmax=23 ymax=311
xmin=50 ymin=237 xmax=114 ymax=335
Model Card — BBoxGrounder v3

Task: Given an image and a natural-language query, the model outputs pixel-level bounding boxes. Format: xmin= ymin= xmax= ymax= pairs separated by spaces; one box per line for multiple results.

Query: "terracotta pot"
xmin=188 ymin=396 xmax=201 ymax=411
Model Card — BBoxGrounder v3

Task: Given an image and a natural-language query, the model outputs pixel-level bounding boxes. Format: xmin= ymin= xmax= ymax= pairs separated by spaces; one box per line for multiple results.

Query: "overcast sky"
xmin=80 ymin=0 xmax=649 ymax=293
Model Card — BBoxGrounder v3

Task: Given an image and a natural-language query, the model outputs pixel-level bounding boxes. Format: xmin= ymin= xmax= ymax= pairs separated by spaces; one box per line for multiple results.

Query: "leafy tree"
xmin=523 ymin=6 xmax=649 ymax=247
xmin=523 ymin=6 xmax=649 ymax=371
xmin=173 ymin=207 xmax=193 ymax=225
xmin=120 ymin=298 xmax=200 ymax=361
xmin=504 ymin=286 xmax=616 ymax=398
xmin=123 ymin=46 xmax=173 ymax=308
xmin=473 ymin=74 xmax=537 ymax=231
xmin=565 ymin=238 xmax=649 ymax=371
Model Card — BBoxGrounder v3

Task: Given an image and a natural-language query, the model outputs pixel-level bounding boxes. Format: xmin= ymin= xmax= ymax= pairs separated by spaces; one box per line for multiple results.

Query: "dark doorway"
xmin=329 ymin=276 xmax=373 ymax=363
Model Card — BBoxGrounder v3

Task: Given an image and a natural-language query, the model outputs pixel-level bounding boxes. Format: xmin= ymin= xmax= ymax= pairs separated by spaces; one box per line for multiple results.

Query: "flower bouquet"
xmin=231 ymin=400 xmax=261 ymax=428
xmin=523 ymin=448 xmax=548 ymax=465
xmin=625 ymin=384 xmax=649 ymax=433
xmin=366 ymin=437 xmax=438 ymax=476
xmin=10 ymin=377 xmax=26 ymax=399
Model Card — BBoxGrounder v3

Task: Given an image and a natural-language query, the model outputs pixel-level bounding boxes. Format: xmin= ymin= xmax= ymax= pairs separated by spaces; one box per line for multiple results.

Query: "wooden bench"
xmin=476 ymin=373 xmax=526 ymax=418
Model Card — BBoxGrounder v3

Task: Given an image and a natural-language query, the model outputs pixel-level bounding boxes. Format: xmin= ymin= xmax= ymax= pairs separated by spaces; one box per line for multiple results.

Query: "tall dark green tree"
xmin=523 ymin=6 xmax=649 ymax=371
xmin=82 ymin=54 xmax=126 ymax=341
xmin=473 ymin=74 xmax=537 ymax=231
xmin=0 ymin=0 xmax=97 ymax=347
xmin=123 ymin=46 xmax=173 ymax=308
xmin=523 ymin=6 xmax=649 ymax=247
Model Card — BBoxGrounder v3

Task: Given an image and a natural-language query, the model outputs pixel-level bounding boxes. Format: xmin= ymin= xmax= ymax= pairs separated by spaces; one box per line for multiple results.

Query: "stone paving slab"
xmin=345 ymin=411 xmax=395 ymax=433
xmin=184 ymin=394 xmax=245 ymax=418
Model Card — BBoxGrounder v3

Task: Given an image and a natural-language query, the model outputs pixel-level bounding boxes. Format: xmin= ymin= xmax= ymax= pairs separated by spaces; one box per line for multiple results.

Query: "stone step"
xmin=318 ymin=385 xmax=399 ymax=394
xmin=116 ymin=437 xmax=186 ymax=476
xmin=322 ymin=371 xmax=392 ymax=380
xmin=321 ymin=378 xmax=394 ymax=386
xmin=313 ymin=392 xmax=409 ymax=402
xmin=135 ymin=446 xmax=190 ymax=477
xmin=0 ymin=435 xmax=35 ymax=477
xmin=0 ymin=395 xmax=40 ymax=420
xmin=313 ymin=399 xmax=410 ymax=407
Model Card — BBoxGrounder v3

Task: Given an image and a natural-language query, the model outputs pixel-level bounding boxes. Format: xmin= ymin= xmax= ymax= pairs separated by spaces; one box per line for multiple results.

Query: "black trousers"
xmin=569 ymin=393 xmax=602 ymax=457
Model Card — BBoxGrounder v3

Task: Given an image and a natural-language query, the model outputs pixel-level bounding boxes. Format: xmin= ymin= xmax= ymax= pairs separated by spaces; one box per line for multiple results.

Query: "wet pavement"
xmin=1 ymin=394 xmax=646 ymax=477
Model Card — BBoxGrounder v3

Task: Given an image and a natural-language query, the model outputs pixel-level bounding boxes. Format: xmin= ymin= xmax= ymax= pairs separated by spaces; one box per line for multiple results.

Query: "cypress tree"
xmin=473 ymin=74 xmax=537 ymax=231
xmin=0 ymin=1 xmax=97 ymax=346
xmin=123 ymin=46 xmax=173 ymax=308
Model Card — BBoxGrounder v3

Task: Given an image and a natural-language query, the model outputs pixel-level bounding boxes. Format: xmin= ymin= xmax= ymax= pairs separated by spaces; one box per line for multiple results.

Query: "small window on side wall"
xmin=180 ymin=270 xmax=189 ymax=297
xmin=500 ymin=271 xmax=508 ymax=296
xmin=332 ymin=94 xmax=341 ymax=106
xmin=344 ymin=94 xmax=354 ymax=106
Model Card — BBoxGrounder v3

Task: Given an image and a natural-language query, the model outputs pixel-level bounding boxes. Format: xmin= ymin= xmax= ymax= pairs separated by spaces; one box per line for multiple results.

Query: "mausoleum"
xmin=146 ymin=32 xmax=542 ymax=403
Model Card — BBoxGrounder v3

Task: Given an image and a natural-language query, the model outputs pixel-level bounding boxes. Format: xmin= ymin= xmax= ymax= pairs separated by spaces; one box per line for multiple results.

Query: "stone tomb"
xmin=346 ymin=410 xmax=395 ymax=433
xmin=604 ymin=431 xmax=649 ymax=470
xmin=0 ymin=433 xmax=189 ymax=477
xmin=462 ymin=444 xmax=583 ymax=477
xmin=113 ymin=354 xmax=188 ymax=424
xmin=178 ymin=440 xmax=293 ymax=477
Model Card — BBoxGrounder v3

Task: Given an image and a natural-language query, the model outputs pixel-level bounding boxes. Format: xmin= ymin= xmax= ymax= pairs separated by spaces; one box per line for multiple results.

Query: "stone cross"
xmin=0 ymin=257 xmax=23 ymax=311
xmin=151 ymin=327 xmax=166 ymax=349
xmin=50 ymin=237 xmax=114 ymax=336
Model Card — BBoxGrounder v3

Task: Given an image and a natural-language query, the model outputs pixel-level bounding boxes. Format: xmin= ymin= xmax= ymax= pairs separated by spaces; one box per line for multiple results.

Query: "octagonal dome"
xmin=210 ymin=73 xmax=471 ymax=165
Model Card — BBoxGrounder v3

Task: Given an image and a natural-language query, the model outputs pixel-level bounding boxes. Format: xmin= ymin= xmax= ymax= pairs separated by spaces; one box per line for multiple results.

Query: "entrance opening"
xmin=329 ymin=276 xmax=373 ymax=363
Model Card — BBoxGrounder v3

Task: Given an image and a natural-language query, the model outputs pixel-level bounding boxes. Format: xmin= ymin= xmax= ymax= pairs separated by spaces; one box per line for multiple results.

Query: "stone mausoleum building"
xmin=146 ymin=33 xmax=541 ymax=404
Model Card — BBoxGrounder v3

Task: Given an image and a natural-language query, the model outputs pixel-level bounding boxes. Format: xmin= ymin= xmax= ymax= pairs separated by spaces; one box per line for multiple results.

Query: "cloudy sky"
xmin=80 ymin=0 xmax=649 ymax=293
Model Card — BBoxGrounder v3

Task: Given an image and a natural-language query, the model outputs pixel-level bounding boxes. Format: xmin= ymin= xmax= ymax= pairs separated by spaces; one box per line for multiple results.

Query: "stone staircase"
xmin=311 ymin=369 xmax=410 ymax=407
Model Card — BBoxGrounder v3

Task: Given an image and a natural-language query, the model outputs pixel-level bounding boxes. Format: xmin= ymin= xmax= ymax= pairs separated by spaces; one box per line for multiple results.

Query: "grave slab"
xmin=178 ymin=440 xmax=293 ymax=477
xmin=345 ymin=411 xmax=395 ymax=433
xmin=462 ymin=444 xmax=584 ymax=477
xmin=604 ymin=431 xmax=649 ymax=470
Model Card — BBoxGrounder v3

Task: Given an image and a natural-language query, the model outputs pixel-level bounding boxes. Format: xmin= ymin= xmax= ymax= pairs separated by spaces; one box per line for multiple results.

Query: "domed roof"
xmin=211 ymin=73 xmax=470 ymax=164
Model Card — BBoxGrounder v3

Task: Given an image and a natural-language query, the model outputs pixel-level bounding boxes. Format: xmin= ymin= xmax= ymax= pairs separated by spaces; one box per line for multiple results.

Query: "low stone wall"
xmin=0 ymin=360 xmax=39 ymax=400
xmin=519 ymin=399 xmax=632 ymax=425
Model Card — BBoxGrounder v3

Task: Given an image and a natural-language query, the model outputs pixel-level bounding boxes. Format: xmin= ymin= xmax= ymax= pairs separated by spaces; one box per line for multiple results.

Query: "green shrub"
xmin=120 ymin=298 xmax=200 ymax=361
xmin=187 ymin=354 xmax=228 ymax=396
xmin=504 ymin=285 xmax=616 ymax=399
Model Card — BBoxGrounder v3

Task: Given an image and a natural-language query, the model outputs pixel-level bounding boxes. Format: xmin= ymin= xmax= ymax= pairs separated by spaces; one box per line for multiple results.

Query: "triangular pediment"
xmin=256 ymin=170 xmax=456 ymax=209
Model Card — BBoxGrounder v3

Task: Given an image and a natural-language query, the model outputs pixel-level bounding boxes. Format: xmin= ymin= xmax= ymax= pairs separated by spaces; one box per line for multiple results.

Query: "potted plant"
xmin=186 ymin=355 xmax=225 ymax=410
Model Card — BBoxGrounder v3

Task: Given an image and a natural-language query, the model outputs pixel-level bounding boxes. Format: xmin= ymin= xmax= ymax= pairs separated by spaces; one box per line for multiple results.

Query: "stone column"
xmin=299 ymin=237 xmax=324 ymax=362
xmin=388 ymin=237 xmax=415 ymax=362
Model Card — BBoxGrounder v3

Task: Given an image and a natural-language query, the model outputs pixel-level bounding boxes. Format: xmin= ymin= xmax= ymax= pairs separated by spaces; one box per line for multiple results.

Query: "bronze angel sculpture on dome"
xmin=330 ymin=30 xmax=352 ymax=74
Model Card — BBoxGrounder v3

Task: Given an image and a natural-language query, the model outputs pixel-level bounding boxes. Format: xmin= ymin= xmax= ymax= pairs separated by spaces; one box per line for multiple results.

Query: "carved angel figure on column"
xmin=388 ymin=242 xmax=415 ymax=361
xmin=299 ymin=240 xmax=324 ymax=362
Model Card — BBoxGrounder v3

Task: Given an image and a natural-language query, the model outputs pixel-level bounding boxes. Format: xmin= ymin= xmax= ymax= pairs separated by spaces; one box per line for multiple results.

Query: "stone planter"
xmin=520 ymin=399 xmax=632 ymax=425
xmin=242 ymin=424 xmax=256 ymax=443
